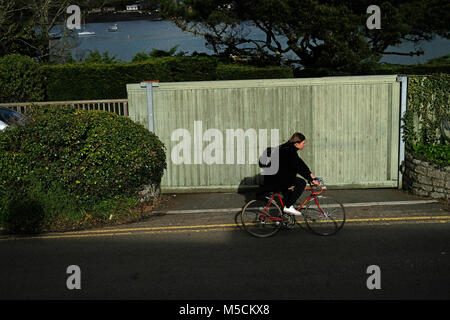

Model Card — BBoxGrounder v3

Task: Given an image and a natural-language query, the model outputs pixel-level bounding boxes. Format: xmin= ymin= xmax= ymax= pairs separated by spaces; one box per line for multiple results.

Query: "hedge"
xmin=0 ymin=54 xmax=46 ymax=103
xmin=42 ymin=57 xmax=219 ymax=101
xmin=372 ymin=64 xmax=450 ymax=76
xmin=41 ymin=57 xmax=293 ymax=101
xmin=295 ymin=63 xmax=450 ymax=78
xmin=216 ymin=63 xmax=293 ymax=80
xmin=3 ymin=53 xmax=448 ymax=102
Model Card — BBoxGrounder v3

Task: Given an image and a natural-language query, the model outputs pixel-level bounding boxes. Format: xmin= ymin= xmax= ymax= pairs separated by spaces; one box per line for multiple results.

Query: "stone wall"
xmin=403 ymin=152 xmax=450 ymax=199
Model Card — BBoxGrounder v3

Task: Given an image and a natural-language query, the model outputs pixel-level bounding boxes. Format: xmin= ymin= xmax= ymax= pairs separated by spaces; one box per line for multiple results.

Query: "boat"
xmin=78 ymin=31 xmax=96 ymax=36
xmin=108 ymin=24 xmax=118 ymax=32
xmin=49 ymin=32 xmax=62 ymax=40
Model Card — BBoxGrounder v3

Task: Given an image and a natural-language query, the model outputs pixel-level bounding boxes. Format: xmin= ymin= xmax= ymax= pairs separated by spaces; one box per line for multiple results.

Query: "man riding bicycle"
xmin=258 ymin=132 xmax=320 ymax=216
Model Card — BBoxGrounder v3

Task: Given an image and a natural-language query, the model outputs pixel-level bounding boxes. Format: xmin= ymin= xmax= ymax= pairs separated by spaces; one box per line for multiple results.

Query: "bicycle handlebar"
xmin=310 ymin=177 xmax=323 ymax=184
xmin=309 ymin=177 xmax=326 ymax=194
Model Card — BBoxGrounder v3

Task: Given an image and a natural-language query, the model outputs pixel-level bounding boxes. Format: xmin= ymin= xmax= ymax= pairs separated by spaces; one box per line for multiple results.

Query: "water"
xmin=67 ymin=20 xmax=213 ymax=61
xmin=64 ymin=20 xmax=449 ymax=64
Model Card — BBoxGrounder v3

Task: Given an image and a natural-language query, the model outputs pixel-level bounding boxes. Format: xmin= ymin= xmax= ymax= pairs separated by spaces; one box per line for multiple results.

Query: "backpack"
xmin=258 ymin=146 xmax=280 ymax=176
xmin=258 ymin=147 xmax=273 ymax=168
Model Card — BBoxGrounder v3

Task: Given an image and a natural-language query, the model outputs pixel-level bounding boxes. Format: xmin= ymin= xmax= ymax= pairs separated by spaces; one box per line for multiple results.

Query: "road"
xmin=0 ymin=202 xmax=449 ymax=301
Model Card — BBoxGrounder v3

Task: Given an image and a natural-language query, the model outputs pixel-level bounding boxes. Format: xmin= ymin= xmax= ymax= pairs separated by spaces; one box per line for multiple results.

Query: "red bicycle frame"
xmin=259 ymin=185 xmax=327 ymax=221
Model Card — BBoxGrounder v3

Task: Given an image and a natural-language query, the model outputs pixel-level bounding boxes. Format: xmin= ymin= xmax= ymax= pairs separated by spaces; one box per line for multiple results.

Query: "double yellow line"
xmin=0 ymin=223 xmax=239 ymax=241
xmin=1 ymin=215 xmax=449 ymax=241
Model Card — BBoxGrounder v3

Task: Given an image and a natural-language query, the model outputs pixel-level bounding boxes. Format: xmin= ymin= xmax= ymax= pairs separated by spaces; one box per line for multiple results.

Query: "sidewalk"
xmin=152 ymin=188 xmax=448 ymax=219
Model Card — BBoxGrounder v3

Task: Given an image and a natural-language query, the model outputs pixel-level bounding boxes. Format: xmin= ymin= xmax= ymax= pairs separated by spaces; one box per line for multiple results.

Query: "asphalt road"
xmin=1 ymin=214 xmax=449 ymax=300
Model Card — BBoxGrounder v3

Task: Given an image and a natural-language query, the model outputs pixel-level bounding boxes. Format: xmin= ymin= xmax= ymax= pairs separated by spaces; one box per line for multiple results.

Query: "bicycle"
xmin=241 ymin=178 xmax=345 ymax=237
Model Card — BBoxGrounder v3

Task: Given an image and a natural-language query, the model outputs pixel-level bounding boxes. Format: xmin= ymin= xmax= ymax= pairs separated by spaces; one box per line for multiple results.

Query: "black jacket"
xmin=262 ymin=142 xmax=312 ymax=189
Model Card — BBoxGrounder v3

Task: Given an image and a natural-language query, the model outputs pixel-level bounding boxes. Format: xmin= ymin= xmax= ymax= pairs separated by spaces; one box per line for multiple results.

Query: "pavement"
xmin=153 ymin=188 xmax=446 ymax=214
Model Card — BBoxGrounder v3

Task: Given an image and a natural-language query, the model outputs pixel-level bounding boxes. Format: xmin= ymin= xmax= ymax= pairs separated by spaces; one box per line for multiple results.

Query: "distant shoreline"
xmin=85 ymin=12 xmax=164 ymax=23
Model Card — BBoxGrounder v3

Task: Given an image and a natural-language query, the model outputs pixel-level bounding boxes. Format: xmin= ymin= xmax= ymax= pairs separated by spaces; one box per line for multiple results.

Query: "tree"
xmin=0 ymin=0 xmax=42 ymax=58
xmin=83 ymin=49 xmax=120 ymax=63
xmin=26 ymin=0 xmax=73 ymax=61
xmin=0 ymin=0 xmax=77 ymax=62
xmin=160 ymin=0 xmax=450 ymax=73
xmin=132 ymin=46 xmax=186 ymax=62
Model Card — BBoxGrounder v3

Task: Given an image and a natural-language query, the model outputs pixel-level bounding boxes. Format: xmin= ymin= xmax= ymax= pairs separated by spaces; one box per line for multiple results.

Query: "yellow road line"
xmin=70 ymin=223 xmax=239 ymax=234
xmin=1 ymin=216 xmax=449 ymax=241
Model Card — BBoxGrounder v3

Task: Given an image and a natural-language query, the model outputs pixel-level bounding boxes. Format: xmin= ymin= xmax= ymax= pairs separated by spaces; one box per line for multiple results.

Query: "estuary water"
xmin=67 ymin=20 xmax=449 ymax=64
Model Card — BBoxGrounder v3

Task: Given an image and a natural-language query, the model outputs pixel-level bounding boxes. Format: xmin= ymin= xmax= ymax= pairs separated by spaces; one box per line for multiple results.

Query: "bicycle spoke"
xmin=303 ymin=196 xmax=345 ymax=236
xmin=241 ymin=199 xmax=282 ymax=238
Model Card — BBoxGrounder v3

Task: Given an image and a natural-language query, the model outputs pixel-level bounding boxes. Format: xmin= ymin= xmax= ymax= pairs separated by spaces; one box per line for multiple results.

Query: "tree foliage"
xmin=161 ymin=0 xmax=450 ymax=72
xmin=0 ymin=0 xmax=74 ymax=61
xmin=83 ymin=49 xmax=121 ymax=63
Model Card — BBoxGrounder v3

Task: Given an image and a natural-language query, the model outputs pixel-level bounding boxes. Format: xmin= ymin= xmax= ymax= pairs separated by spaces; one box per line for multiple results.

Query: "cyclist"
xmin=258 ymin=132 xmax=319 ymax=216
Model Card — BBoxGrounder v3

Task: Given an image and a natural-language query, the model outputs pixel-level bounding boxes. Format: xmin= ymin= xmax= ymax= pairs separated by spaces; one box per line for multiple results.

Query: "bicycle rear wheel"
xmin=241 ymin=198 xmax=282 ymax=238
xmin=303 ymin=196 xmax=345 ymax=236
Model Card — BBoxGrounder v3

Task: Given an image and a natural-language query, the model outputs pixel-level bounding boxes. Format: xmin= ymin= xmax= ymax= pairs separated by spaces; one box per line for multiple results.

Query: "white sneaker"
xmin=283 ymin=205 xmax=302 ymax=216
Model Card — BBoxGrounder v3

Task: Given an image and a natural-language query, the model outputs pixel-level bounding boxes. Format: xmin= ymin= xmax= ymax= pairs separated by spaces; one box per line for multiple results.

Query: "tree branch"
xmin=382 ymin=50 xmax=424 ymax=56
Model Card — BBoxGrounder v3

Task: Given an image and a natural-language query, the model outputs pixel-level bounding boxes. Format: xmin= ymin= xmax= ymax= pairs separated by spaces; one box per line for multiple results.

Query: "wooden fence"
xmin=0 ymin=99 xmax=129 ymax=117
xmin=127 ymin=76 xmax=401 ymax=192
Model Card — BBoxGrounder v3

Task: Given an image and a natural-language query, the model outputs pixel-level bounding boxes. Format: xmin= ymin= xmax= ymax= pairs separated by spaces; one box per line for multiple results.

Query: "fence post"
xmin=140 ymin=81 xmax=160 ymax=133
xmin=396 ymin=76 xmax=408 ymax=189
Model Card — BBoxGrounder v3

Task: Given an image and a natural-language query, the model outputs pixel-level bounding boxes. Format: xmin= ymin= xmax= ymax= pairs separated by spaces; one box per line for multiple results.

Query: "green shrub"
xmin=41 ymin=57 xmax=294 ymax=101
xmin=411 ymin=142 xmax=450 ymax=166
xmin=0 ymin=107 xmax=166 ymax=233
xmin=0 ymin=54 xmax=45 ymax=103
xmin=426 ymin=54 xmax=450 ymax=65
xmin=403 ymin=75 xmax=450 ymax=146
xmin=401 ymin=74 xmax=450 ymax=166
xmin=83 ymin=49 xmax=121 ymax=64
xmin=294 ymin=63 xmax=450 ymax=78
xmin=3 ymin=197 xmax=45 ymax=234
xmin=216 ymin=63 xmax=293 ymax=80
xmin=373 ymin=64 xmax=450 ymax=75
xmin=42 ymin=57 xmax=219 ymax=100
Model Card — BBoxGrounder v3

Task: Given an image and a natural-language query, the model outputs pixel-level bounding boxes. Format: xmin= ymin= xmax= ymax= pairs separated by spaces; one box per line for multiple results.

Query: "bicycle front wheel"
xmin=241 ymin=198 xmax=282 ymax=238
xmin=303 ymin=196 xmax=345 ymax=236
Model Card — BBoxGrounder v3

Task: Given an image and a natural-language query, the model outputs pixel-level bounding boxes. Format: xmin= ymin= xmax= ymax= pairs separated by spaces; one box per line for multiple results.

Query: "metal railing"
xmin=0 ymin=99 xmax=129 ymax=117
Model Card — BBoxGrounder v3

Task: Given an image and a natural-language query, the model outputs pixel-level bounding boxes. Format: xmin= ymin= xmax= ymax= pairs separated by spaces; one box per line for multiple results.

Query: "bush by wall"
xmin=401 ymin=74 xmax=449 ymax=199
xmin=0 ymin=54 xmax=46 ymax=103
xmin=0 ymin=107 xmax=166 ymax=233
xmin=403 ymin=75 xmax=450 ymax=147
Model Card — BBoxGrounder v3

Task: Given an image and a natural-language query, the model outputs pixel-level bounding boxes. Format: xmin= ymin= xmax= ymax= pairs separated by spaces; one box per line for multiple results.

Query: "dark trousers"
xmin=257 ymin=177 xmax=306 ymax=207
xmin=282 ymin=177 xmax=306 ymax=207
